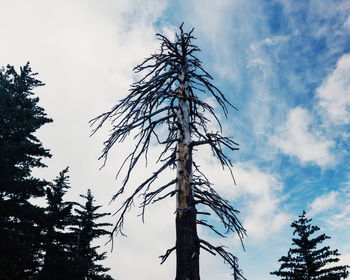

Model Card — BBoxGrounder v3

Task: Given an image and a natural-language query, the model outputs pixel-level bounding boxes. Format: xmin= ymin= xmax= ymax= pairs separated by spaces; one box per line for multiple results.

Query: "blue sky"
xmin=1 ymin=0 xmax=349 ymax=279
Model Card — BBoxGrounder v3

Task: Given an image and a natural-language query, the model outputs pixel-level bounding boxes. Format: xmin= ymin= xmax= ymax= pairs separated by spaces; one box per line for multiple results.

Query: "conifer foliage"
xmin=71 ymin=189 xmax=113 ymax=280
xmin=39 ymin=167 xmax=76 ymax=280
xmin=271 ymin=211 xmax=349 ymax=280
xmin=39 ymin=171 xmax=114 ymax=280
xmin=0 ymin=63 xmax=114 ymax=280
xmin=0 ymin=63 xmax=52 ymax=280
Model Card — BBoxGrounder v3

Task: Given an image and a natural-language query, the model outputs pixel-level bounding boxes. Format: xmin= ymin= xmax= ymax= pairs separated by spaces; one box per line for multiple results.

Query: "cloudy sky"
xmin=1 ymin=0 xmax=350 ymax=279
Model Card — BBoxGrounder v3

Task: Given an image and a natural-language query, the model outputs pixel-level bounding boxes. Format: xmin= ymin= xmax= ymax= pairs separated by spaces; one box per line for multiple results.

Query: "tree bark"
xmin=175 ymin=67 xmax=200 ymax=280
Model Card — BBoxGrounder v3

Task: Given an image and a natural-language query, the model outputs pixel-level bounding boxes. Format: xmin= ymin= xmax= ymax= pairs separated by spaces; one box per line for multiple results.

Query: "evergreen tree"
xmin=38 ymin=167 xmax=76 ymax=280
xmin=271 ymin=211 xmax=349 ymax=280
xmin=71 ymin=189 xmax=113 ymax=280
xmin=0 ymin=63 xmax=52 ymax=280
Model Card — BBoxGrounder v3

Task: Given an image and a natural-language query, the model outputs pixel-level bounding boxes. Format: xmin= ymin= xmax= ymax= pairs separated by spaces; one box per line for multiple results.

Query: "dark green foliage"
xmin=0 ymin=63 xmax=114 ymax=279
xmin=38 ymin=167 xmax=77 ymax=280
xmin=39 ymin=172 xmax=114 ymax=280
xmin=0 ymin=63 xmax=52 ymax=280
xmin=271 ymin=211 xmax=349 ymax=280
xmin=71 ymin=189 xmax=113 ymax=280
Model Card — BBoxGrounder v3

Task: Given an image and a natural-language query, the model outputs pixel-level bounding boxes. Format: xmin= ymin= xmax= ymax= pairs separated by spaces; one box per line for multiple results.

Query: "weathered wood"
xmin=175 ymin=205 xmax=200 ymax=280
xmin=92 ymin=24 xmax=245 ymax=280
xmin=175 ymin=65 xmax=200 ymax=279
xmin=176 ymin=143 xmax=192 ymax=217
xmin=175 ymin=143 xmax=199 ymax=279
xmin=175 ymin=140 xmax=199 ymax=279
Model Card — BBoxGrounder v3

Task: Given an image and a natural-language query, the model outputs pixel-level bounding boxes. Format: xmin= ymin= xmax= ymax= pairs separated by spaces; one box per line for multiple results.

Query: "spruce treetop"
xmin=271 ymin=211 xmax=349 ymax=280
xmin=0 ymin=63 xmax=52 ymax=279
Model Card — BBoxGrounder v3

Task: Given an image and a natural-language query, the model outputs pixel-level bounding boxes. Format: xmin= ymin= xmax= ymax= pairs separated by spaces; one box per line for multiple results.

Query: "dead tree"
xmin=91 ymin=24 xmax=246 ymax=280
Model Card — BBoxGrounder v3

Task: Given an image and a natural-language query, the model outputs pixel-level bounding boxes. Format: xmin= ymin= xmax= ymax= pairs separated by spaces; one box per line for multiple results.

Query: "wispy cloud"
xmin=317 ymin=54 xmax=350 ymax=125
xmin=308 ymin=183 xmax=350 ymax=229
xmin=192 ymin=142 xmax=289 ymax=242
xmin=271 ymin=107 xmax=335 ymax=167
xmin=2 ymin=0 xmax=350 ymax=279
xmin=234 ymin=164 xmax=290 ymax=242
xmin=326 ymin=184 xmax=350 ymax=228
xmin=343 ymin=15 xmax=350 ymax=29
xmin=309 ymin=191 xmax=338 ymax=216
xmin=328 ymin=206 xmax=350 ymax=228
xmin=249 ymin=35 xmax=290 ymax=51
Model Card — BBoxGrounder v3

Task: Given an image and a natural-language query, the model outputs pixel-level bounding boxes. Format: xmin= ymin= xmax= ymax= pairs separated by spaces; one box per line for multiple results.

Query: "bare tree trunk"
xmin=92 ymin=26 xmax=246 ymax=279
xmin=175 ymin=67 xmax=200 ymax=280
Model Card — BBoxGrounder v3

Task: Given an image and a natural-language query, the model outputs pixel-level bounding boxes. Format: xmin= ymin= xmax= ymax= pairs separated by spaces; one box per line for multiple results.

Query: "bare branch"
xmin=159 ymin=246 xmax=176 ymax=264
xmin=199 ymin=239 xmax=246 ymax=280
xmin=91 ymin=24 xmax=245 ymax=278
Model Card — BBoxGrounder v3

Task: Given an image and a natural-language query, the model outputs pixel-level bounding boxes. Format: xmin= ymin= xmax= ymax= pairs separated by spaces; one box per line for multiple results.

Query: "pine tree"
xmin=38 ymin=167 xmax=76 ymax=280
xmin=0 ymin=63 xmax=52 ymax=280
xmin=271 ymin=211 xmax=349 ymax=280
xmin=71 ymin=189 xmax=113 ymax=280
xmin=91 ymin=24 xmax=245 ymax=279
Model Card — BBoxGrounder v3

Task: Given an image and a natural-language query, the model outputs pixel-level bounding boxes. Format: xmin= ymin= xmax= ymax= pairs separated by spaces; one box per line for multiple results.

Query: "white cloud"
xmin=309 ymin=191 xmax=338 ymax=216
xmin=326 ymin=187 xmax=350 ymax=228
xmin=338 ymin=253 xmax=350 ymax=268
xmin=247 ymin=57 xmax=266 ymax=67
xmin=182 ymin=0 xmax=264 ymax=84
xmin=102 ymin=195 xmax=176 ymax=280
xmin=317 ymin=54 xmax=350 ymax=125
xmin=2 ymin=1 xmax=348 ymax=279
xmin=250 ymin=35 xmax=290 ymax=51
xmin=271 ymin=107 xmax=335 ymax=166
xmin=234 ymin=164 xmax=290 ymax=241
xmin=0 ymin=1 xmax=172 ymax=279
xmin=343 ymin=15 xmax=350 ymax=29
xmin=0 ymin=1 xmax=277 ymax=278
xmin=327 ymin=205 xmax=350 ymax=228
xmin=309 ymin=184 xmax=350 ymax=229
xmin=193 ymin=149 xmax=290 ymax=242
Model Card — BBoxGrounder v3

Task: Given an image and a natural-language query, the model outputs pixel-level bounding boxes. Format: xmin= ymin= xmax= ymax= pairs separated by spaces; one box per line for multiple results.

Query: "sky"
xmin=1 ymin=0 xmax=350 ymax=279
